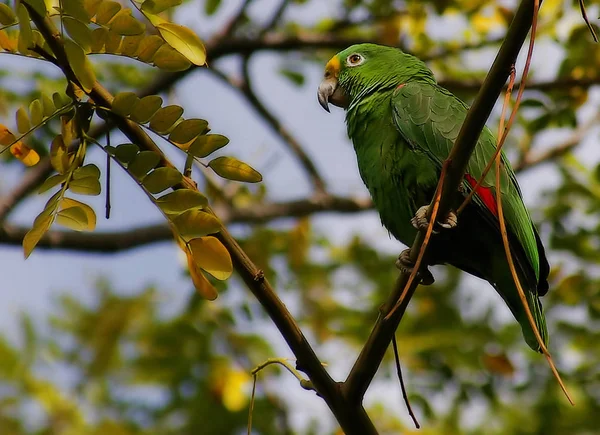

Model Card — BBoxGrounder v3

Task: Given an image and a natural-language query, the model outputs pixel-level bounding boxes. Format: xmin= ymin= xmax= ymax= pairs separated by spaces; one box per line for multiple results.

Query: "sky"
xmin=0 ymin=0 xmax=599 ymax=432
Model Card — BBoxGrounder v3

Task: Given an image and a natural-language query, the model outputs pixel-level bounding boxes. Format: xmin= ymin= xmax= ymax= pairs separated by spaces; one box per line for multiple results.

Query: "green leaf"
xmin=69 ymin=177 xmax=101 ymax=196
xmin=109 ymin=9 xmax=146 ymax=36
xmin=156 ymin=22 xmax=206 ymax=66
xmin=188 ymin=134 xmax=229 ymax=158
xmin=112 ymin=92 xmax=140 ymax=117
xmin=114 ymin=143 xmax=139 ymax=164
xmin=208 ymin=156 xmax=262 ymax=183
xmin=172 ymin=209 xmax=221 ymax=241
xmin=148 ymin=105 xmax=183 ymax=134
xmin=16 ymin=107 xmax=30 ymax=134
xmin=84 ymin=0 xmax=103 ymax=17
xmin=152 ymin=44 xmax=191 ymax=72
xmin=23 ymin=213 xmax=53 ymax=258
xmin=169 ymin=119 xmax=208 ymax=145
xmin=63 ymin=39 xmax=96 ymax=92
xmin=156 ymin=189 xmax=208 ymax=214
xmin=38 ymin=173 xmax=68 ymax=194
xmin=130 ymin=95 xmax=163 ymax=124
xmin=280 ymin=68 xmax=305 ymax=86
xmin=141 ymin=0 xmax=183 ymax=14
xmin=189 ymin=236 xmax=232 ymax=280
xmin=136 ymin=35 xmax=164 ymax=63
xmin=105 ymin=29 xmax=122 ymax=54
xmin=63 ymin=17 xmax=93 ymax=52
xmin=95 ymin=1 xmax=121 ymax=25
xmin=25 ymin=0 xmax=46 ymax=17
xmin=29 ymin=99 xmax=43 ymax=126
xmin=0 ymin=4 xmax=17 ymax=25
xmin=142 ymin=167 xmax=182 ymax=194
xmin=204 ymin=0 xmax=221 ymax=15
xmin=127 ymin=151 xmax=161 ymax=178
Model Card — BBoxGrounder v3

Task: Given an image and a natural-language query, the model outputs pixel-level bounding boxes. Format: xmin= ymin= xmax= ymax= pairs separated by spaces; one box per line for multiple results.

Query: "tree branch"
xmin=343 ymin=0 xmax=539 ymax=402
xmin=0 ymin=194 xmax=373 ymax=251
xmin=22 ymin=3 xmax=377 ymax=433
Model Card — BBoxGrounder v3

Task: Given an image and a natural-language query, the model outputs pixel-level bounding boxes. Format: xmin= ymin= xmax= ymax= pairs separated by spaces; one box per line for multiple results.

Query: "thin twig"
xmin=578 ymin=0 xmax=598 ymax=42
xmin=391 ymin=335 xmax=420 ymax=429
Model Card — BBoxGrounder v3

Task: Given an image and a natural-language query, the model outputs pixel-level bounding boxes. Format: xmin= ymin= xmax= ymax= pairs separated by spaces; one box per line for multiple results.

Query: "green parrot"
xmin=317 ymin=43 xmax=549 ymax=351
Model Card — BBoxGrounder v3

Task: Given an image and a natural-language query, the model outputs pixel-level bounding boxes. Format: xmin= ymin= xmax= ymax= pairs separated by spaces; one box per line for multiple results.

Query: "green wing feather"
xmin=390 ymin=81 xmax=548 ymax=349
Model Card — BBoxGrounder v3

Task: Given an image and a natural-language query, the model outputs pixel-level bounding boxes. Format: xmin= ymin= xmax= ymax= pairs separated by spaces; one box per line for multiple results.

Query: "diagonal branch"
xmin=343 ymin=0 xmax=540 ymax=402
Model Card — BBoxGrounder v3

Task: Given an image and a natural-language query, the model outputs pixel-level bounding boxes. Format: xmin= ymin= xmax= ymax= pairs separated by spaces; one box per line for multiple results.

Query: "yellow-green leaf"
xmin=16 ymin=107 xmax=30 ymax=134
xmin=120 ymin=34 xmax=144 ymax=57
xmin=64 ymin=39 xmax=96 ymax=92
xmin=136 ymin=35 xmax=163 ymax=63
xmin=172 ymin=209 xmax=220 ymax=241
xmin=29 ymin=99 xmax=43 ymax=126
xmin=141 ymin=0 xmax=182 ymax=14
xmin=84 ymin=0 xmax=103 ymax=18
xmin=62 ymin=0 xmax=89 ymax=22
xmin=156 ymin=22 xmax=206 ymax=66
xmin=185 ymin=250 xmax=218 ymax=300
xmin=38 ymin=173 xmax=68 ymax=194
xmin=23 ymin=213 xmax=53 ymax=259
xmin=73 ymin=164 xmax=100 ymax=179
xmin=205 ymin=0 xmax=221 ymax=16
xmin=90 ymin=27 xmax=108 ymax=52
xmin=152 ymin=44 xmax=191 ymax=72
xmin=208 ymin=156 xmax=262 ymax=183
xmin=69 ymin=176 xmax=101 ymax=196
xmin=60 ymin=111 xmax=76 ymax=146
xmin=50 ymin=135 xmax=70 ymax=174
xmin=156 ymin=189 xmax=208 ymax=214
xmin=105 ymin=29 xmax=122 ymax=53
xmin=41 ymin=94 xmax=55 ymax=117
xmin=109 ymin=9 xmax=145 ymax=36
xmin=0 ymin=4 xmax=17 ymax=25
xmin=127 ymin=150 xmax=161 ymax=178
xmin=112 ymin=92 xmax=140 ymax=117
xmin=95 ymin=1 xmax=121 ymax=25
xmin=188 ymin=134 xmax=229 ymax=158
xmin=52 ymin=92 xmax=71 ymax=110
xmin=148 ymin=104 xmax=183 ymax=134
xmin=61 ymin=198 xmax=96 ymax=231
xmin=56 ymin=206 xmax=89 ymax=231
xmin=142 ymin=167 xmax=182 ymax=194
xmin=130 ymin=95 xmax=162 ymax=123
xmin=63 ymin=17 xmax=93 ymax=53
xmin=114 ymin=143 xmax=139 ymax=164
xmin=17 ymin=4 xmax=33 ymax=55
xmin=188 ymin=236 xmax=232 ymax=280
xmin=169 ymin=119 xmax=208 ymax=145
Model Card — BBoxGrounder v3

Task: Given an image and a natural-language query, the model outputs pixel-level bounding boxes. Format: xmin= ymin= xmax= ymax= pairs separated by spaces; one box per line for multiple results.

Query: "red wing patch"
xmin=465 ymin=174 xmax=498 ymax=217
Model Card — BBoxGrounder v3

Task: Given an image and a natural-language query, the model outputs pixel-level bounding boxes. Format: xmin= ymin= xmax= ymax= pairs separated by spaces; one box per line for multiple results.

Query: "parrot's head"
xmin=318 ymin=43 xmax=432 ymax=112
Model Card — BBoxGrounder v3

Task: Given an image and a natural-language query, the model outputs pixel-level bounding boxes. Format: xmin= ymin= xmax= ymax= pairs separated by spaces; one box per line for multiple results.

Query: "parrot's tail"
xmin=492 ymin=268 xmax=548 ymax=352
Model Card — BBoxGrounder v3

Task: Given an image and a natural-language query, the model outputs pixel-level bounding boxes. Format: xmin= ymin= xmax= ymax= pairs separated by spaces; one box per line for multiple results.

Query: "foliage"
xmin=0 ymin=0 xmax=599 ymax=434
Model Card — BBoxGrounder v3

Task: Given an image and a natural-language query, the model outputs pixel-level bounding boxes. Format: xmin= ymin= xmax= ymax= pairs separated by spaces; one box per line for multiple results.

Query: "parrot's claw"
xmin=395 ymin=249 xmax=435 ymax=285
xmin=411 ymin=205 xmax=458 ymax=232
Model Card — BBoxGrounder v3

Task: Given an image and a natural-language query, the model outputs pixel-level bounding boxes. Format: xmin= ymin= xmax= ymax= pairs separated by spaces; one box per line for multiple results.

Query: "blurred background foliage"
xmin=1 ymin=0 xmax=599 ymax=433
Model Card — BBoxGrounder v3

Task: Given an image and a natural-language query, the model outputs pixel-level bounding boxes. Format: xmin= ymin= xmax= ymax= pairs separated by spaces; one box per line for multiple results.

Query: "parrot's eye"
xmin=346 ymin=53 xmax=364 ymax=66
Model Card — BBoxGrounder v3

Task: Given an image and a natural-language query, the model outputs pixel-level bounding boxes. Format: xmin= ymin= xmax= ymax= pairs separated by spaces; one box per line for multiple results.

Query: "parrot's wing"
xmin=391 ymin=80 xmax=548 ymax=291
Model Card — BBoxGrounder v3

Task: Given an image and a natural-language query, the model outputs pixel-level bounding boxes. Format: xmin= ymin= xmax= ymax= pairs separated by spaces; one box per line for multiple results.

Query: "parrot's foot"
xmin=411 ymin=206 xmax=458 ymax=233
xmin=395 ymin=249 xmax=435 ymax=285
